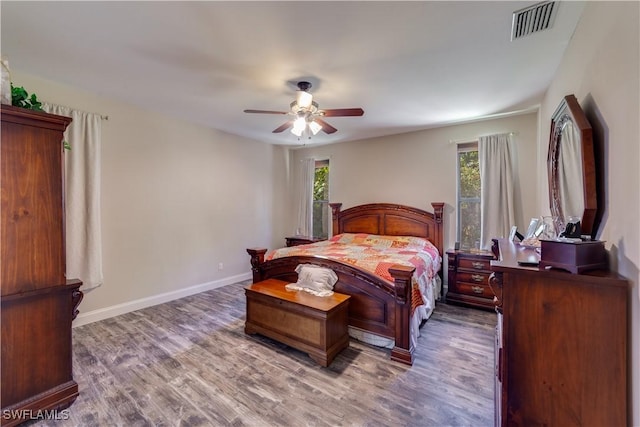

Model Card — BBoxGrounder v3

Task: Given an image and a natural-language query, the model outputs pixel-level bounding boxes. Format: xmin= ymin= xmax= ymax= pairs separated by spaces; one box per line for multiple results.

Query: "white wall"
xmin=11 ymin=71 xmax=288 ymax=323
xmin=537 ymin=2 xmax=639 ymax=424
xmin=287 ymin=112 xmax=539 ymax=256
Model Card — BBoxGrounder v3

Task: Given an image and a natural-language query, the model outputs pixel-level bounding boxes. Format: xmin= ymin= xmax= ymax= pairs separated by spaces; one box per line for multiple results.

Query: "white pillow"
xmin=290 ymin=264 xmax=338 ymax=296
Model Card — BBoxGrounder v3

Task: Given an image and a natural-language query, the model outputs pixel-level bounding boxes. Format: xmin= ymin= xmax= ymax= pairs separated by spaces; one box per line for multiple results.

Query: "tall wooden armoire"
xmin=1 ymin=105 xmax=83 ymax=425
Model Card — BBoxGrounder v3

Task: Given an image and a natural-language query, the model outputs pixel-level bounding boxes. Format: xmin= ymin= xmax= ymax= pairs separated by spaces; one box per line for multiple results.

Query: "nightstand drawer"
xmin=459 ymin=258 xmax=491 ymax=271
xmin=457 ymin=271 xmax=491 ymax=285
xmin=450 ymin=281 xmax=493 ymax=298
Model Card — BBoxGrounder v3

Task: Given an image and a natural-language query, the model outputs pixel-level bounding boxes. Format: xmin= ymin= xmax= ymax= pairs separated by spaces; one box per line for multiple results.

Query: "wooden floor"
xmin=31 ymin=280 xmax=496 ymax=427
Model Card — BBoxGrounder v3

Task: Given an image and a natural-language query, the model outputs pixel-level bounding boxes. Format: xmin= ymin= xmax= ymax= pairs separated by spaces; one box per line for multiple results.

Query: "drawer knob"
xmin=472 ymin=262 xmax=484 ymax=269
xmin=472 ymin=274 xmax=485 ymax=282
xmin=472 ymin=286 xmax=484 ymax=294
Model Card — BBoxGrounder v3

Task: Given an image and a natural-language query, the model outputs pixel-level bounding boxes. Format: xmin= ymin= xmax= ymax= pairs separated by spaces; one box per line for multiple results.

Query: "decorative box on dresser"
xmin=446 ymin=249 xmax=495 ymax=310
xmin=1 ymin=105 xmax=83 ymax=426
xmin=489 ymin=238 xmax=628 ymax=427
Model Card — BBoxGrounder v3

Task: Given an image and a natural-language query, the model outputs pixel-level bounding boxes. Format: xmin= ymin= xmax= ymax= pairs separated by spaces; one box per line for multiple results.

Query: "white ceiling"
xmin=1 ymin=1 xmax=585 ymax=146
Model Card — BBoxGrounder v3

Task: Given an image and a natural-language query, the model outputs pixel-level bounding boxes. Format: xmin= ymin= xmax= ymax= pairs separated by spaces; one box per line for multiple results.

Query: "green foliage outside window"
xmin=313 ymin=165 xmax=329 ymax=239
xmin=313 ymin=166 xmax=329 ymax=202
xmin=458 ymin=150 xmax=481 ymax=249
xmin=459 ymin=151 xmax=480 ymax=198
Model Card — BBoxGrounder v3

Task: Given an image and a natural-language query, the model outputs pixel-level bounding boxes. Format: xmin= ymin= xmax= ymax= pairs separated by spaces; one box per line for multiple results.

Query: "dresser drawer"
xmin=459 ymin=258 xmax=491 ymax=271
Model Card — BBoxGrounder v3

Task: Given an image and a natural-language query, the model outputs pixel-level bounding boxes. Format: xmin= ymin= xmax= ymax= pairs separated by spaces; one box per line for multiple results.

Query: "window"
xmin=313 ymin=159 xmax=329 ymax=239
xmin=457 ymin=143 xmax=481 ymax=249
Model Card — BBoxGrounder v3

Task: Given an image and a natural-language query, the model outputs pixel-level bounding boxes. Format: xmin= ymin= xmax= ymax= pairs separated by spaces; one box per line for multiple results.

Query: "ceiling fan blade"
xmin=314 ymin=118 xmax=338 ymax=134
xmin=321 ymin=108 xmax=364 ymax=117
xmin=272 ymin=121 xmax=293 ymax=133
xmin=244 ymin=109 xmax=288 ymax=114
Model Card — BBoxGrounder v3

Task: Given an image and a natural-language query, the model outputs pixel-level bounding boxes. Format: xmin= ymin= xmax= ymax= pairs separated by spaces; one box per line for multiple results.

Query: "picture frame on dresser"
xmin=508 ymin=225 xmax=523 ymax=242
xmin=524 ymin=217 xmax=541 ymax=239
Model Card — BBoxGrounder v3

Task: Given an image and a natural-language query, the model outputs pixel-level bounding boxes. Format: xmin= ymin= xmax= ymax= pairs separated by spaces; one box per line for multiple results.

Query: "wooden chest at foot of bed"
xmin=245 ymin=279 xmax=350 ymax=367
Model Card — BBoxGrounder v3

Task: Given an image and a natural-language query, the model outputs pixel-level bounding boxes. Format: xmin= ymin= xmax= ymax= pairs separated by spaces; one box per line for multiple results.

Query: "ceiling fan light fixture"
xmin=244 ymin=80 xmax=364 ymax=138
xmin=291 ymin=116 xmax=306 ymax=136
xmin=308 ymin=120 xmax=322 ymax=135
xmin=296 ymin=90 xmax=313 ymax=109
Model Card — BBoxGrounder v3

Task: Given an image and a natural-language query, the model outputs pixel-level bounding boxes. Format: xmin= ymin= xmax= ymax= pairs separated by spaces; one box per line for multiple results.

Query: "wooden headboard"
xmin=329 ymin=202 xmax=445 ymax=257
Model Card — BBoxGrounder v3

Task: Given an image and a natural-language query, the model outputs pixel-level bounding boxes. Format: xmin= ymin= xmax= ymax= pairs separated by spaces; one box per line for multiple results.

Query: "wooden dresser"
xmin=1 ymin=105 xmax=83 ymax=425
xmin=490 ymin=239 xmax=628 ymax=427
xmin=446 ymin=249 xmax=495 ymax=309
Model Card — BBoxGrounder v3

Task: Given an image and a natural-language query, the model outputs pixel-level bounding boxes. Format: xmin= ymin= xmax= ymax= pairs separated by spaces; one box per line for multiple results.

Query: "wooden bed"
xmin=247 ymin=202 xmax=444 ymax=366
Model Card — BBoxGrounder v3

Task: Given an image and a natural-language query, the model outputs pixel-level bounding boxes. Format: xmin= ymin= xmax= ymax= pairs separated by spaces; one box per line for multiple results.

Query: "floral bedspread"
xmin=266 ymin=233 xmax=442 ymax=314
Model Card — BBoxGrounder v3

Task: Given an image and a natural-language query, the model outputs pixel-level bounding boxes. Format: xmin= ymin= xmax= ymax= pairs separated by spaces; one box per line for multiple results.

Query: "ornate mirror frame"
xmin=548 ymin=94 xmax=598 ymax=238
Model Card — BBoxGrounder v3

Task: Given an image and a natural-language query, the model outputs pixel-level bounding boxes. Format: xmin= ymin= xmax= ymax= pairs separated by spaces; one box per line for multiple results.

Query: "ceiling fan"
xmin=244 ymin=81 xmax=364 ymax=137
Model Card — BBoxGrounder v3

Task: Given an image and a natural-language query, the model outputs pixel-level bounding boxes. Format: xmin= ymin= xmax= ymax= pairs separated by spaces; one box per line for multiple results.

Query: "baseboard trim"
xmin=72 ymin=272 xmax=252 ymax=327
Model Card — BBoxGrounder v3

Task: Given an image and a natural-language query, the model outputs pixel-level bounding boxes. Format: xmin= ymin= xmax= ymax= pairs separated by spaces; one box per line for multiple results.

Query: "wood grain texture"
xmin=1 ymin=105 xmax=71 ymax=294
xmin=29 ymin=280 xmax=496 ymax=426
xmin=446 ymin=250 xmax=496 ymax=310
xmin=246 ymin=279 xmax=350 ymax=311
xmin=0 ymin=105 xmax=81 ymax=426
xmin=493 ymin=239 xmax=628 ymax=427
xmin=245 ymin=279 xmax=350 ymax=367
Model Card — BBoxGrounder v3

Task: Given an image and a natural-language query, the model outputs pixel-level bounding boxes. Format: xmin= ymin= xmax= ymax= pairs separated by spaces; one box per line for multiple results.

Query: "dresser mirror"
xmin=547 ymin=94 xmax=598 ymax=239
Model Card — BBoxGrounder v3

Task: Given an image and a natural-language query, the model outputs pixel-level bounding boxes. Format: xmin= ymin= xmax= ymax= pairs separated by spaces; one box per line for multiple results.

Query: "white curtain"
xmin=296 ymin=158 xmax=315 ymax=237
xmin=479 ymin=133 xmax=516 ymax=249
xmin=43 ymin=103 xmax=103 ymax=290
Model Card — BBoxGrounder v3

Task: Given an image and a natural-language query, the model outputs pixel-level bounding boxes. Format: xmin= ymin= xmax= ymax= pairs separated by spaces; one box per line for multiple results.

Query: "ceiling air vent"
xmin=511 ymin=1 xmax=558 ymax=40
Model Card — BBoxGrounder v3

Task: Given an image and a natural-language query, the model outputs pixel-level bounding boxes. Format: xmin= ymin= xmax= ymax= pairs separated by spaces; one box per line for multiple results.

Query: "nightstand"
xmin=285 ymin=236 xmax=325 ymax=247
xmin=446 ymin=249 xmax=496 ymax=310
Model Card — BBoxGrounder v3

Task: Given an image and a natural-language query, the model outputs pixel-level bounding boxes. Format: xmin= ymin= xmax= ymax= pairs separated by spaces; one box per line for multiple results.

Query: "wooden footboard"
xmin=246 ymin=250 xmax=416 ymax=365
